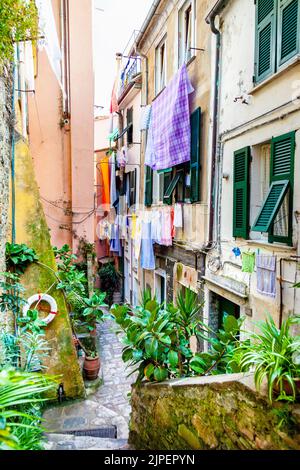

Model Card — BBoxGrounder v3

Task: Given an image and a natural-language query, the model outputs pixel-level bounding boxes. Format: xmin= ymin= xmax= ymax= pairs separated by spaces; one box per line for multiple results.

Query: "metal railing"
xmin=118 ymin=58 xmax=141 ymax=98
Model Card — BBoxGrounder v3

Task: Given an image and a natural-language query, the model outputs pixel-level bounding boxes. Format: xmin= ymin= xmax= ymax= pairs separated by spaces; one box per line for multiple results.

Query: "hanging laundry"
xmin=110 ymin=223 xmax=122 ymax=256
xmin=161 ymin=208 xmax=173 ymax=246
xmin=131 ymin=214 xmax=137 ymax=239
xmin=151 ymin=210 xmax=162 ymax=244
xmin=145 ymin=64 xmax=194 ymax=171
xmin=256 ymin=255 xmax=276 ymax=297
xmin=140 ymin=221 xmax=155 ymax=270
xmin=119 ymin=195 xmax=126 ymax=216
xmin=145 ymin=114 xmax=155 ymax=171
xmin=242 ymin=252 xmax=255 ymax=273
xmin=117 ymin=147 xmax=128 ymax=168
xmin=174 ymin=203 xmax=183 ymax=228
xmin=171 ymin=207 xmax=175 ymax=238
xmin=140 ymin=105 xmax=152 ymax=131
xmin=100 ymin=156 xmax=110 ymax=206
xmin=232 ymin=247 xmax=241 ymax=257
xmin=98 ymin=220 xmax=111 ymax=240
xmin=134 ymin=217 xmax=142 ymax=261
xmin=110 ymin=153 xmax=118 ymax=209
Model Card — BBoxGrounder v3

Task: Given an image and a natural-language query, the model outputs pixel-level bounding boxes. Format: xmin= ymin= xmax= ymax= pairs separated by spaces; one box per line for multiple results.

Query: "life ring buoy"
xmin=23 ymin=293 xmax=58 ymax=326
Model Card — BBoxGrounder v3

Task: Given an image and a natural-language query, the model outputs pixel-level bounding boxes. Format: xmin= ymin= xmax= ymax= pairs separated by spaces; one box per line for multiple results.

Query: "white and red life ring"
xmin=23 ymin=293 xmax=58 ymax=326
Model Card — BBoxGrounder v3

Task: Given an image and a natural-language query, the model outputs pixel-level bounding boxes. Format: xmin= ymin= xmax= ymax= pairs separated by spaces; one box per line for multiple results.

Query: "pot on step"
xmin=83 ymin=355 xmax=100 ymax=380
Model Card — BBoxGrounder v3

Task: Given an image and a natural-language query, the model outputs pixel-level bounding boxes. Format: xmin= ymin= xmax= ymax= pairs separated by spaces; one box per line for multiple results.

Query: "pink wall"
xmin=27 ymin=0 xmax=94 ymax=253
xmin=69 ymin=0 xmax=95 ymax=252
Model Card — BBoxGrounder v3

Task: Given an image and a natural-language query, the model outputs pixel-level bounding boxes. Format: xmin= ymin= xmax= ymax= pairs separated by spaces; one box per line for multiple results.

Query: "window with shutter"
xmin=127 ymin=107 xmax=133 ymax=145
xmin=252 ymin=180 xmax=290 ymax=232
xmin=278 ymin=0 xmax=300 ymax=66
xmin=163 ymin=169 xmax=184 ymax=205
xmin=233 ymin=147 xmax=251 ymax=239
xmin=269 ymin=131 xmax=295 ymax=245
xmin=255 ymin=0 xmax=276 ymax=83
xmin=145 ymin=165 xmax=153 ymax=207
xmin=190 ymin=107 xmax=201 ymax=202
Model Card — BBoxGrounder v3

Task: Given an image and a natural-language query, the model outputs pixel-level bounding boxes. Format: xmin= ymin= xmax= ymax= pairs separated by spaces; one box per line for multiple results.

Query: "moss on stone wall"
xmin=14 ymin=134 xmax=85 ymax=400
xmin=129 ymin=376 xmax=300 ymax=450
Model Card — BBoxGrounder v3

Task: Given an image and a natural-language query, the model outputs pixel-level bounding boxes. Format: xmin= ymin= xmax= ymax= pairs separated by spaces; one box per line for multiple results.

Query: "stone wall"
xmin=129 ymin=374 xmax=300 ymax=450
xmin=0 ymin=72 xmax=12 ymax=274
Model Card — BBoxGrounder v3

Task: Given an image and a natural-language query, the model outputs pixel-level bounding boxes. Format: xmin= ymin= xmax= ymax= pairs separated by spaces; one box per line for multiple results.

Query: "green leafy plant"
xmin=0 ymin=0 xmax=38 ymax=67
xmin=233 ymin=315 xmax=300 ymax=403
xmin=111 ymin=288 xmax=202 ymax=383
xmin=0 ymin=369 xmax=58 ymax=450
xmin=81 ymin=291 xmax=109 ymax=332
xmin=98 ymin=263 xmax=121 ymax=306
xmin=17 ymin=309 xmax=47 ymax=334
xmin=5 ymin=242 xmax=38 ymax=274
xmin=190 ymin=314 xmax=245 ymax=376
xmin=0 ymin=272 xmax=26 ymax=316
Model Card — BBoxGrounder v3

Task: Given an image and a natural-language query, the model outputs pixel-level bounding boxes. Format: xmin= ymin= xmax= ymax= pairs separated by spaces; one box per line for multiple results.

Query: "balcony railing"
xmin=118 ymin=58 xmax=141 ymax=98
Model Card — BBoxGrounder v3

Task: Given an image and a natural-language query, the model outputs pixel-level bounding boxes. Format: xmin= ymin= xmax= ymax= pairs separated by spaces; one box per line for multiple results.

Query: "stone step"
xmin=45 ymin=433 xmax=129 ymax=451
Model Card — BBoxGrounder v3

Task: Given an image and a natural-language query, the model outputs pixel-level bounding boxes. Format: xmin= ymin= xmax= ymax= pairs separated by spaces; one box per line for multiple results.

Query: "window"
xmin=154 ymin=270 xmax=167 ymax=305
xmin=126 ymin=107 xmax=133 ymax=145
xmin=155 ymin=36 xmax=167 ymax=95
xmin=254 ymin=0 xmax=300 ymax=83
xmin=153 ymin=169 xmax=172 ymax=204
xmin=129 ymin=169 xmax=137 ymax=206
xmin=232 ymin=132 xmax=295 ymax=245
xmin=178 ymin=0 xmax=196 ymax=66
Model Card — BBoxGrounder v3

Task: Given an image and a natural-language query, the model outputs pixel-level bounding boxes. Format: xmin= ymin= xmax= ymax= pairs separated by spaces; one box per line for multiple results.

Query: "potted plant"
xmin=81 ymin=291 xmax=108 ymax=336
xmin=234 ymin=315 xmax=300 ymax=403
xmin=83 ymin=349 xmax=100 ymax=380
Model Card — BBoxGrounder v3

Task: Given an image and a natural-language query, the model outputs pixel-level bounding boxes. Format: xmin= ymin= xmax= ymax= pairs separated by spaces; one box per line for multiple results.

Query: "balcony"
xmin=118 ymin=58 xmax=141 ymax=100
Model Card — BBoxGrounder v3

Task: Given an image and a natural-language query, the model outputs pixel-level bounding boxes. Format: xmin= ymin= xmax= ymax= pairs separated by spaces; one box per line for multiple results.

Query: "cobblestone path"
xmin=44 ymin=320 xmax=135 ymax=450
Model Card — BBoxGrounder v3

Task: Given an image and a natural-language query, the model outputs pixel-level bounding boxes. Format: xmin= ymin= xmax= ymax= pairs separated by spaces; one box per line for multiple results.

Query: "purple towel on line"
xmin=256 ymin=255 xmax=276 ymax=297
xmin=145 ymin=64 xmax=194 ymax=171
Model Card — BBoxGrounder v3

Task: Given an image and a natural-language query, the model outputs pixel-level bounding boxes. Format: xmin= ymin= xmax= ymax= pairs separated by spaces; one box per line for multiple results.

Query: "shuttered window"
xmin=252 ymin=180 xmax=290 ymax=232
xmin=255 ymin=0 xmax=276 ymax=82
xmin=233 ymin=147 xmax=251 ymax=239
xmin=145 ymin=165 xmax=153 ymax=207
xmin=190 ymin=107 xmax=201 ymax=202
xmin=254 ymin=0 xmax=300 ymax=83
xmin=278 ymin=0 xmax=300 ymax=66
xmin=269 ymin=131 xmax=295 ymax=245
xmin=251 ymin=132 xmax=295 ymax=245
xmin=163 ymin=169 xmax=184 ymax=204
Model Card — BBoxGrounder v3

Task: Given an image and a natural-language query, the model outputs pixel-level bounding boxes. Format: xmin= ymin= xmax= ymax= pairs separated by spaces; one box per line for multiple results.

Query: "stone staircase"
xmin=44 ymin=433 xmax=129 ymax=451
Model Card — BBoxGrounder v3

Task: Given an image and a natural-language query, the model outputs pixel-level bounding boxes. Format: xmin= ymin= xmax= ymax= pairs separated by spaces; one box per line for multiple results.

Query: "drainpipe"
xmin=206 ymin=14 xmax=221 ymax=250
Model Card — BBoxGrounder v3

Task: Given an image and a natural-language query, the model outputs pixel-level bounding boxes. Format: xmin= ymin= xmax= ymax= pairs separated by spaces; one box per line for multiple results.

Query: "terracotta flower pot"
xmin=83 ymin=356 xmax=100 ymax=380
xmin=90 ymin=327 xmax=97 ymax=337
xmin=274 ymin=377 xmax=300 ymax=397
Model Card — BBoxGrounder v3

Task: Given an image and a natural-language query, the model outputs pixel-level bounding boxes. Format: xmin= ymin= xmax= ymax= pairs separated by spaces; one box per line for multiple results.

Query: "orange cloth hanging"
xmin=100 ymin=156 xmax=110 ymax=205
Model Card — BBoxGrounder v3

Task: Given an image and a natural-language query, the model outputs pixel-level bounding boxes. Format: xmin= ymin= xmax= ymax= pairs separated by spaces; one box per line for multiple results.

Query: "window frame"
xmin=178 ymin=0 xmax=196 ymax=68
xmin=155 ymin=35 xmax=167 ymax=96
xmin=254 ymin=0 xmax=300 ymax=84
xmin=126 ymin=107 xmax=133 ymax=146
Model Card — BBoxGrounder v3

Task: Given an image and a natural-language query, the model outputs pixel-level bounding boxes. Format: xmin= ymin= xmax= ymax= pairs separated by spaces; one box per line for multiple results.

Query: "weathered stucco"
xmin=129 ymin=374 xmax=300 ymax=450
xmin=0 ymin=72 xmax=12 ymax=330
xmin=14 ymin=128 xmax=85 ymax=400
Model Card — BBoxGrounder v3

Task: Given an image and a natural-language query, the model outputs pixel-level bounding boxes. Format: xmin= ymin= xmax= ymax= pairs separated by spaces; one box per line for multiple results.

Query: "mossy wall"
xmin=13 ymin=132 xmax=85 ymax=400
xmin=129 ymin=374 xmax=300 ymax=450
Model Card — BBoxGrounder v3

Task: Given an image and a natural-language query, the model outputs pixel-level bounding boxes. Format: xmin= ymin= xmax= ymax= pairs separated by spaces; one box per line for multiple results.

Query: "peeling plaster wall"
xmin=0 ymin=72 xmax=12 ymax=331
xmin=203 ymin=0 xmax=300 ymax=330
xmin=13 ymin=113 xmax=85 ymax=399
xmin=129 ymin=374 xmax=300 ymax=450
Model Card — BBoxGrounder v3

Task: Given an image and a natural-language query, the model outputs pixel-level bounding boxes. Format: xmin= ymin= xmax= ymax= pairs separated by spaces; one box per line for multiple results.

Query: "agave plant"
xmin=0 ymin=369 xmax=58 ymax=450
xmin=234 ymin=315 xmax=300 ymax=403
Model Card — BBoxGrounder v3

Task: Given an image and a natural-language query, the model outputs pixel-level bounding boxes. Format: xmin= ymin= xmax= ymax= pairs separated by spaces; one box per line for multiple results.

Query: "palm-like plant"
xmin=234 ymin=315 xmax=300 ymax=403
xmin=0 ymin=369 xmax=58 ymax=450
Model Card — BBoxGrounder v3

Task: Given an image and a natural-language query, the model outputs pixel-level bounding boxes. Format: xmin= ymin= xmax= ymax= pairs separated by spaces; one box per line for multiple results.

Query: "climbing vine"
xmin=0 ymin=0 xmax=38 ymax=67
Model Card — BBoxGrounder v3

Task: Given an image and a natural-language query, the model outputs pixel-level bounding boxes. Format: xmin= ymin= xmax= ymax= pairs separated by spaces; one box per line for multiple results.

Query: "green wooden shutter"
xmin=163 ymin=169 xmax=173 ymax=205
xmin=163 ymin=170 xmax=184 ymax=204
xmin=233 ymin=147 xmax=251 ymax=239
xmin=145 ymin=165 xmax=153 ymax=207
xmin=278 ymin=0 xmax=300 ymax=66
xmin=252 ymin=180 xmax=290 ymax=231
xmin=269 ymin=131 xmax=295 ymax=244
xmin=255 ymin=0 xmax=277 ymax=83
xmin=190 ymin=107 xmax=201 ymax=202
